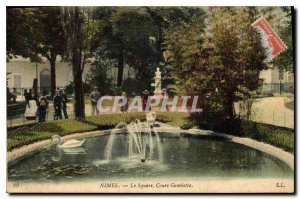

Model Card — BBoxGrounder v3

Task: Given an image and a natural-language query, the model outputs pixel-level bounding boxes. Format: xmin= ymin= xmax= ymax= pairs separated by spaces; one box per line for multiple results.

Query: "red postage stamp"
xmin=252 ymin=17 xmax=287 ymax=60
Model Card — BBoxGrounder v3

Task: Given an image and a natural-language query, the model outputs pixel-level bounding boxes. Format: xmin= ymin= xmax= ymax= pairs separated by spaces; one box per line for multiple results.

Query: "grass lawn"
xmin=7 ymin=111 xmax=294 ymax=154
xmin=241 ymin=121 xmax=294 ymax=153
xmin=7 ymin=112 xmax=189 ymax=151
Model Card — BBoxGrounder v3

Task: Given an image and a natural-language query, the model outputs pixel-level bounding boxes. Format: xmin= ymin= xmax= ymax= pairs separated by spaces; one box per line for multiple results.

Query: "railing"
xmin=258 ymin=83 xmax=294 ymax=95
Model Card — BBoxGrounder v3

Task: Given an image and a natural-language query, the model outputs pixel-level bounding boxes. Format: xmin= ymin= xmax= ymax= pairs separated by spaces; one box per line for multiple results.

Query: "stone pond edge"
xmin=7 ymin=123 xmax=294 ymax=170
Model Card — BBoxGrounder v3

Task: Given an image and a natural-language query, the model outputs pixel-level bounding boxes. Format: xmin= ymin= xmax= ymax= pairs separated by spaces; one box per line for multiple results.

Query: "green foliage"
xmin=241 ymin=121 xmax=294 ymax=153
xmin=86 ymin=58 xmax=114 ymax=95
xmin=7 ymin=7 xmax=66 ymax=62
xmin=272 ymin=7 xmax=294 ymax=73
xmin=7 ymin=7 xmax=66 ymax=96
xmin=7 ymin=8 xmax=39 ymax=60
xmin=90 ymin=7 xmax=206 ymax=90
xmin=165 ymin=7 xmax=268 ymax=121
xmin=64 ymin=81 xmax=92 ymax=95
xmin=7 ymin=112 xmax=293 ymax=153
xmin=180 ymin=123 xmax=193 ymax=130
xmin=156 ymin=112 xmax=190 ymax=127
xmin=7 ymin=120 xmax=96 ymax=151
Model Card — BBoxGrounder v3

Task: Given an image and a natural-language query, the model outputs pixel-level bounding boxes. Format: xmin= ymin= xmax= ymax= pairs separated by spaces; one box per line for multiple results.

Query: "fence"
xmin=236 ymin=98 xmax=294 ymax=129
xmin=258 ymin=83 xmax=294 ymax=95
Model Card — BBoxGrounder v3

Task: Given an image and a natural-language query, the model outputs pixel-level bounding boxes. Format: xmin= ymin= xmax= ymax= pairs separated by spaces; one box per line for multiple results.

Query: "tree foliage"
xmin=165 ymin=7 xmax=268 ymax=121
xmin=7 ymin=7 xmax=66 ymax=96
xmin=272 ymin=7 xmax=294 ymax=73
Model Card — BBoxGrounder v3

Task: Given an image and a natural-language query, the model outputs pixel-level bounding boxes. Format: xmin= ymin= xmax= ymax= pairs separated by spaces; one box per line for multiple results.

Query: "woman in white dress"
xmin=24 ymin=94 xmax=38 ymax=120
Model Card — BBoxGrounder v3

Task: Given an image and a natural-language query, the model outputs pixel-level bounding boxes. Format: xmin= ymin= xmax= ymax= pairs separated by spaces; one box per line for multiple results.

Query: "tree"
xmin=272 ymin=7 xmax=294 ymax=73
xmin=91 ymin=7 xmax=205 ymax=91
xmin=7 ymin=7 xmax=66 ymax=96
xmin=165 ymin=7 xmax=268 ymax=123
xmin=34 ymin=7 xmax=66 ymax=96
xmin=61 ymin=7 xmax=85 ymax=118
xmin=7 ymin=8 xmax=35 ymax=59
xmin=92 ymin=7 xmax=158 ymax=88
xmin=86 ymin=57 xmax=114 ymax=95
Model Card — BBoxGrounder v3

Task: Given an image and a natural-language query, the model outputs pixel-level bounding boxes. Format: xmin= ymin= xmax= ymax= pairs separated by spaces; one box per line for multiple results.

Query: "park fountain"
xmin=7 ymin=111 xmax=294 ymax=182
xmin=103 ymin=112 xmax=163 ymax=163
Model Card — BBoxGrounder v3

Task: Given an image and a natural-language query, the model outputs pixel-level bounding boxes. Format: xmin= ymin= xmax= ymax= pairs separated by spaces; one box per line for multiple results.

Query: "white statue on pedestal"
xmin=152 ymin=67 xmax=162 ymax=95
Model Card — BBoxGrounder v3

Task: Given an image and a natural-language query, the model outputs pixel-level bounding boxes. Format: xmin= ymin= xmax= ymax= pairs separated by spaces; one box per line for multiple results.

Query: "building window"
xmin=40 ymin=69 xmax=51 ymax=95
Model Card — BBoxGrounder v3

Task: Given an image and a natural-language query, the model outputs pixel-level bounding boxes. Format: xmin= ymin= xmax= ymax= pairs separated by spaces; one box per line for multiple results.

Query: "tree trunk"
xmin=157 ymin=25 xmax=164 ymax=63
xmin=73 ymin=66 xmax=85 ymax=119
xmin=226 ymin=95 xmax=235 ymax=120
xmin=50 ymin=59 xmax=56 ymax=97
xmin=117 ymin=50 xmax=124 ymax=87
xmin=69 ymin=7 xmax=85 ymax=119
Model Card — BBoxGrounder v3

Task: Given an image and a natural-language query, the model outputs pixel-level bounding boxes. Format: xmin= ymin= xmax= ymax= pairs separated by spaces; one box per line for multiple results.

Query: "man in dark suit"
xmin=61 ymin=89 xmax=69 ymax=119
xmin=53 ymin=90 xmax=62 ymax=120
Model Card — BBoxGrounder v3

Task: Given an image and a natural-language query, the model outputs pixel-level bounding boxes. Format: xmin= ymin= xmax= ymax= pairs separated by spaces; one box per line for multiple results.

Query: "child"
xmin=38 ymin=95 xmax=48 ymax=122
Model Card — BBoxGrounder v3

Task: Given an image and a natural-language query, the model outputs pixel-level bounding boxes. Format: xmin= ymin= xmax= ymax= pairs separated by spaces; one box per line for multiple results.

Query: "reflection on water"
xmin=8 ymin=133 xmax=293 ymax=182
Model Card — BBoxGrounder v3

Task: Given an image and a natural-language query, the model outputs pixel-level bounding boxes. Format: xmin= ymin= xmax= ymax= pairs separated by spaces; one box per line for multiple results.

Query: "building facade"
xmin=259 ymin=67 xmax=294 ymax=94
xmin=7 ymin=56 xmax=135 ymax=96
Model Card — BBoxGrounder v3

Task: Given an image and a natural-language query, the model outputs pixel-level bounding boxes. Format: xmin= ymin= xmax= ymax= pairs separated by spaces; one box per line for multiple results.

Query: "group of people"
xmin=23 ymin=86 xmax=170 ymax=120
xmin=89 ymin=86 xmax=169 ymax=115
xmin=53 ymin=89 xmax=69 ymax=120
xmin=24 ymin=89 xmax=68 ymax=122
xmin=141 ymin=88 xmax=169 ymax=112
xmin=7 ymin=87 xmax=18 ymax=103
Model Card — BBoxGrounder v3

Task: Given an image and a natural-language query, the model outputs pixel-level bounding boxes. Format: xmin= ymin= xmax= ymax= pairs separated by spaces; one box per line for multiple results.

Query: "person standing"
xmin=24 ymin=90 xmax=38 ymax=120
xmin=61 ymin=89 xmax=69 ymax=119
xmin=53 ymin=90 xmax=62 ymax=120
xmin=142 ymin=90 xmax=150 ymax=111
xmin=12 ymin=88 xmax=17 ymax=103
xmin=162 ymin=88 xmax=169 ymax=112
xmin=24 ymin=89 xmax=30 ymax=107
xmin=121 ymin=92 xmax=128 ymax=113
xmin=90 ymin=86 xmax=100 ymax=116
xmin=38 ymin=95 xmax=48 ymax=122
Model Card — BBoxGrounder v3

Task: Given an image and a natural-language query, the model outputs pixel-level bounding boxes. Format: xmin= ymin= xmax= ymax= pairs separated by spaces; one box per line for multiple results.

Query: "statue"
xmin=151 ymin=67 xmax=162 ymax=96
xmin=155 ymin=67 xmax=161 ymax=77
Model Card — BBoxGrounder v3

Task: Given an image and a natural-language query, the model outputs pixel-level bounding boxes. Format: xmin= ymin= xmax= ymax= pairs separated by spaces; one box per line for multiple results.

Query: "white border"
xmin=1 ymin=0 xmax=299 ymax=198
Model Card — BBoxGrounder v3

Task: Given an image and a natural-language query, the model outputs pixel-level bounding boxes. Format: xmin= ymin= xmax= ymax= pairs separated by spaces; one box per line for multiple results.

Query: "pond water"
xmin=8 ymin=133 xmax=293 ymax=182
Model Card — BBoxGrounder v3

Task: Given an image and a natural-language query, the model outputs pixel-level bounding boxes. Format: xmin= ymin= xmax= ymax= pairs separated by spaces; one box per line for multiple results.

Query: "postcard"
xmin=6 ymin=6 xmax=294 ymax=193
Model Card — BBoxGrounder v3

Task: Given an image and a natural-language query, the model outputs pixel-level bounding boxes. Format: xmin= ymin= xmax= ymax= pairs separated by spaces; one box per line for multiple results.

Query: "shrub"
xmin=180 ymin=123 xmax=192 ymax=130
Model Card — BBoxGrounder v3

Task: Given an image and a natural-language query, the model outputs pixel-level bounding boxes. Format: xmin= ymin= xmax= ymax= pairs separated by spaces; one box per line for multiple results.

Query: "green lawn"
xmin=7 ymin=112 xmax=189 ymax=151
xmin=7 ymin=112 xmax=294 ymax=153
xmin=241 ymin=121 xmax=294 ymax=153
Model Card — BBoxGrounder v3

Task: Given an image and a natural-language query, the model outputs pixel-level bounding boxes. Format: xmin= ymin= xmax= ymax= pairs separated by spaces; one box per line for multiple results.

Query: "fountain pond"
xmin=8 ymin=119 xmax=293 ymax=183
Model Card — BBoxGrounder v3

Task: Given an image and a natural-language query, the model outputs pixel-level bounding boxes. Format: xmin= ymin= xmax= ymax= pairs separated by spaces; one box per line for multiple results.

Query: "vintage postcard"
xmin=6 ymin=6 xmax=294 ymax=193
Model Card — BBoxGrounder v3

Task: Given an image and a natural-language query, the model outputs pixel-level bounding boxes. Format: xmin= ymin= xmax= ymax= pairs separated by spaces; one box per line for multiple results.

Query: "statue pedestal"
xmin=152 ymin=67 xmax=162 ymax=96
xmin=154 ymin=90 xmax=162 ymax=96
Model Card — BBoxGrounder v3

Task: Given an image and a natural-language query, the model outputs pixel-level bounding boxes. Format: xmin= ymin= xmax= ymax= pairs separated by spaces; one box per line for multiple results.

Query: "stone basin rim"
xmin=7 ymin=124 xmax=294 ymax=170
